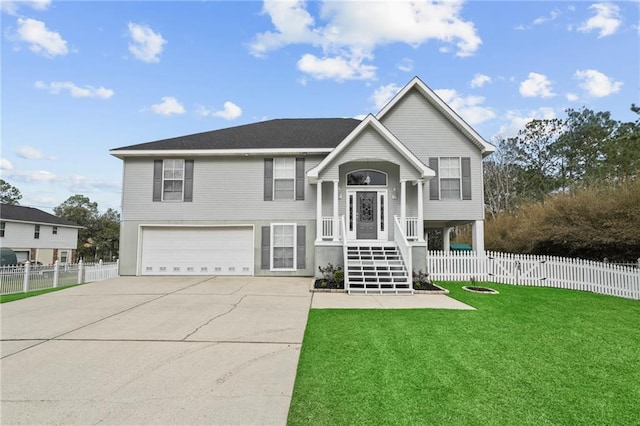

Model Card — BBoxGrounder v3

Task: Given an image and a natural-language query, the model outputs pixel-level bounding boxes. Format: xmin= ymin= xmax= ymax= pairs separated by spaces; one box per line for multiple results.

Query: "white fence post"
xmin=77 ymin=259 xmax=84 ymax=284
xmin=53 ymin=260 xmax=59 ymax=288
xmin=22 ymin=261 xmax=31 ymax=293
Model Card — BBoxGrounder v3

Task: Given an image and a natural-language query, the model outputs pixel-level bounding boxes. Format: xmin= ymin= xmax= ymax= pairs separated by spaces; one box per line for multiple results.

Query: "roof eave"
xmin=109 ymin=148 xmax=334 ymax=159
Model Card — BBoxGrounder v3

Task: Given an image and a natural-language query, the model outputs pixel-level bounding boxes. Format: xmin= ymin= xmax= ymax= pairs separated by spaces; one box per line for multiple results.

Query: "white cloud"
xmin=15 ymin=18 xmax=68 ymax=57
xmin=249 ymin=0 xmax=481 ymax=81
xmin=34 ymin=80 xmax=114 ymax=99
xmin=1 ymin=168 xmax=119 ymax=193
xmin=578 ymin=3 xmax=621 ymax=38
xmin=496 ymin=107 xmax=557 ymax=137
xmin=434 ymin=89 xmax=496 ymax=125
xmin=213 ymin=102 xmax=242 ymax=120
xmin=150 ymin=97 xmax=185 ymax=116
xmin=197 ymin=101 xmax=243 ymax=120
xmin=297 ymin=53 xmax=376 ymax=81
xmin=16 ymin=146 xmax=44 ymax=160
xmin=371 ymin=83 xmax=401 ymax=110
xmin=515 ymin=8 xmax=560 ymax=30
xmin=1 ymin=0 xmax=51 ymax=15
xmin=470 ymin=73 xmax=491 ymax=88
xmin=0 ymin=158 xmax=14 ymax=171
xmin=574 ymin=69 xmax=622 ymax=97
xmin=519 ymin=72 xmax=555 ymax=98
xmin=533 ymin=9 xmax=560 ymax=25
xmin=397 ymin=58 xmax=413 ymax=73
xmin=127 ymin=22 xmax=166 ymax=63
xmin=566 ymin=92 xmax=579 ymax=102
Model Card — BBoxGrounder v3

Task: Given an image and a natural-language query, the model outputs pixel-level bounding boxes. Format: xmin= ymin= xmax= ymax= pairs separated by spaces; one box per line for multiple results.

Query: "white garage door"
xmin=140 ymin=226 xmax=254 ymax=276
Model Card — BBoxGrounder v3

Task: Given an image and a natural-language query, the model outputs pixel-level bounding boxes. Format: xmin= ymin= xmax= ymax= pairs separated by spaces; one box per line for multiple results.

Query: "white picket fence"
xmin=0 ymin=260 xmax=119 ymax=296
xmin=426 ymin=251 xmax=640 ymax=300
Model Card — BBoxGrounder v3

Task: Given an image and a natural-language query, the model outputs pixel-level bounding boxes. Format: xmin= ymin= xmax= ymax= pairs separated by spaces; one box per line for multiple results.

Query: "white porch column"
xmin=316 ymin=180 xmax=323 ymax=242
xmin=400 ymin=180 xmax=407 ymax=234
xmin=332 ymin=180 xmax=339 ymax=242
xmin=416 ymin=180 xmax=424 ymax=242
xmin=443 ymin=227 xmax=451 ymax=252
xmin=472 ymin=220 xmax=485 ymax=254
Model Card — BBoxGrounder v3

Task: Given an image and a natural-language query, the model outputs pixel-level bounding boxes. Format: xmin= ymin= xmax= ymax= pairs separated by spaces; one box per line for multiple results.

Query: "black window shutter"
xmin=264 ymin=159 xmax=273 ymax=201
xmin=296 ymin=225 xmax=305 ymax=269
xmin=428 ymin=158 xmax=439 ymax=200
xmin=184 ymin=160 xmax=194 ymax=202
xmin=461 ymin=157 xmax=471 ymax=200
xmin=295 ymin=158 xmax=305 ymax=200
xmin=153 ymin=160 xmax=163 ymax=202
xmin=261 ymin=226 xmax=271 ymax=269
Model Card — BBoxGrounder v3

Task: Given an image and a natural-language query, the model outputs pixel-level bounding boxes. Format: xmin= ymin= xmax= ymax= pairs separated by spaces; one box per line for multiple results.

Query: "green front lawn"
xmin=0 ymin=284 xmax=82 ymax=303
xmin=288 ymin=283 xmax=640 ymax=425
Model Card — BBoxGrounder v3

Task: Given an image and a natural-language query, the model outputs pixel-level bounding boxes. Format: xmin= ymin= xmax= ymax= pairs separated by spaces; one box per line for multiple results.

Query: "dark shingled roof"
xmin=112 ymin=118 xmax=361 ymax=151
xmin=0 ymin=204 xmax=81 ymax=227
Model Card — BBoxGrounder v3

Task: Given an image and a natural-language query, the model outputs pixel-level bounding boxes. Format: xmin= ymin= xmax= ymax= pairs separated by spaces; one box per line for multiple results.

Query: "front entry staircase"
xmin=346 ymin=244 xmax=413 ymax=294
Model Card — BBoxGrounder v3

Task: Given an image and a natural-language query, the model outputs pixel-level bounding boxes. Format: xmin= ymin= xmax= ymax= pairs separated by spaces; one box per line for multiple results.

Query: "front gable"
xmin=377 ymin=77 xmax=495 ymax=159
xmin=307 ymin=114 xmax=435 ymax=183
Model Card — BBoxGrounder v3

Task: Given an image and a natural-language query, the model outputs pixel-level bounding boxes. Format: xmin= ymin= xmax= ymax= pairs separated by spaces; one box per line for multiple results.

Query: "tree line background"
xmin=462 ymin=105 xmax=640 ymax=262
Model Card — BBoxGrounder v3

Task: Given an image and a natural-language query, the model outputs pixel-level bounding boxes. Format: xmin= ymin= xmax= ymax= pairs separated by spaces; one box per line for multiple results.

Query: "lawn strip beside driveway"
xmin=1 ymin=276 xmax=312 ymax=425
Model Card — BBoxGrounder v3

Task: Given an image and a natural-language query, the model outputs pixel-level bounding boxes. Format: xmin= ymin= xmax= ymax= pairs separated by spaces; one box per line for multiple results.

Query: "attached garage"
xmin=139 ymin=226 xmax=254 ymax=276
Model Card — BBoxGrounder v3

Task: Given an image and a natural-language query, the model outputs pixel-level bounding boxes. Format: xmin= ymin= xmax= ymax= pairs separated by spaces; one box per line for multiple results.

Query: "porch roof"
xmin=307 ymin=115 xmax=435 ymax=184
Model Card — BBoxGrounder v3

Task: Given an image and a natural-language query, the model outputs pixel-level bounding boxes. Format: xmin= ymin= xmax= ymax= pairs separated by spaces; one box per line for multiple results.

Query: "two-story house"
xmin=110 ymin=77 xmax=495 ymax=293
xmin=0 ymin=204 xmax=81 ymax=265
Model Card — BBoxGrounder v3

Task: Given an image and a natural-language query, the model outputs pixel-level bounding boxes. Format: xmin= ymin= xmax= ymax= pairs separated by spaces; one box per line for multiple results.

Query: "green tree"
xmin=54 ymin=195 xmax=99 ymax=260
xmin=0 ymin=179 xmax=22 ymax=205
xmin=94 ymin=208 xmax=120 ymax=261
xmin=509 ymin=118 xmax=563 ymax=201
xmin=553 ymin=108 xmax=617 ymax=187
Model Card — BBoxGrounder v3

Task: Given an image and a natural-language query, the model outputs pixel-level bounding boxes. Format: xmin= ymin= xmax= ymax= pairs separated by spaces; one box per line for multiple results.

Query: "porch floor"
xmin=310 ymin=293 xmax=475 ymax=310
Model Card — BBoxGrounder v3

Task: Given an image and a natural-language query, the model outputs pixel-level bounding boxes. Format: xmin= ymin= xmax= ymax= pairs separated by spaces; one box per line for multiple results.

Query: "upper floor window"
xmin=439 ymin=157 xmax=461 ymax=199
xmin=163 ymin=159 xmax=184 ymax=201
xmin=0 ymin=221 xmax=5 ymax=237
xmin=429 ymin=157 xmax=471 ymax=201
xmin=274 ymin=158 xmax=295 ymax=200
xmin=347 ymin=170 xmax=387 ymax=186
xmin=264 ymin=158 xmax=305 ymax=201
xmin=152 ymin=159 xmax=194 ymax=202
xmin=52 ymin=226 xmax=58 ymax=235
xmin=34 ymin=225 xmax=40 ymax=239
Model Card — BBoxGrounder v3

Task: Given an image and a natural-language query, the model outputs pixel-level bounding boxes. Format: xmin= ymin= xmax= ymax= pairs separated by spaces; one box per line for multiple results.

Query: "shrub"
xmin=318 ymin=263 xmax=344 ymax=288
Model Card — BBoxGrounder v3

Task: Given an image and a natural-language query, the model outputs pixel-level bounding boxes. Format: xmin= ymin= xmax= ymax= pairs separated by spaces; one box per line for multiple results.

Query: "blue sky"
xmin=1 ymin=0 xmax=638 ymax=213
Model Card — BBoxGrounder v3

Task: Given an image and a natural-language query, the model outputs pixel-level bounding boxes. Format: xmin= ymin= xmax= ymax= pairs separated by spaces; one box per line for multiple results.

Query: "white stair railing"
xmin=394 ymin=216 xmax=414 ymax=293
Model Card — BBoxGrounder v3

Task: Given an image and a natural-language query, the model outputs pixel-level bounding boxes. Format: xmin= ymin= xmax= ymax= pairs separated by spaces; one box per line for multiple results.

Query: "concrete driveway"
xmin=1 ymin=276 xmax=312 ymax=425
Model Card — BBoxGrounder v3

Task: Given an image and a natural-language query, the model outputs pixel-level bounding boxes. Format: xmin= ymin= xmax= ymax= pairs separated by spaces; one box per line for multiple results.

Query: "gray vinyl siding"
xmin=118 ymin=219 xmax=315 ymax=277
xmin=319 ymin=127 xmax=422 ymax=182
xmin=122 ymin=156 xmax=324 ymax=222
xmin=379 ymin=88 xmax=485 ymax=220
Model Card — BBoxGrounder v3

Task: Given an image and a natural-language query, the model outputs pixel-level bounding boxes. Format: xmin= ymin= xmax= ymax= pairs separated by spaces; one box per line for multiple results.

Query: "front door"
xmin=356 ymin=191 xmax=377 ymax=239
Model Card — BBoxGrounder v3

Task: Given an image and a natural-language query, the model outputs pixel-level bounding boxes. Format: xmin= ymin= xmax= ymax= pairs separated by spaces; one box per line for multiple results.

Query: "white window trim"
xmin=34 ymin=224 xmax=40 ymax=239
xmin=270 ymin=223 xmax=297 ymax=271
xmin=52 ymin=226 xmax=58 ymax=235
xmin=345 ymin=169 xmax=388 ymax=187
xmin=273 ymin=158 xmax=296 ymax=201
xmin=162 ymin=159 xmax=185 ymax=202
xmin=0 ymin=221 xmax=5 ymax=237
xmin=439 ymin=157 xmax=462 ymax=200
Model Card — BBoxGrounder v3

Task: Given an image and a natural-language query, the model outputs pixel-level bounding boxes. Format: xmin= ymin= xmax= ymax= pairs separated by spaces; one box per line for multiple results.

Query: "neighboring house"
xmin=0 ymin=204 xmax=81 ymax=265
xmin=110 ymin=77 xmax=495 ymax=293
